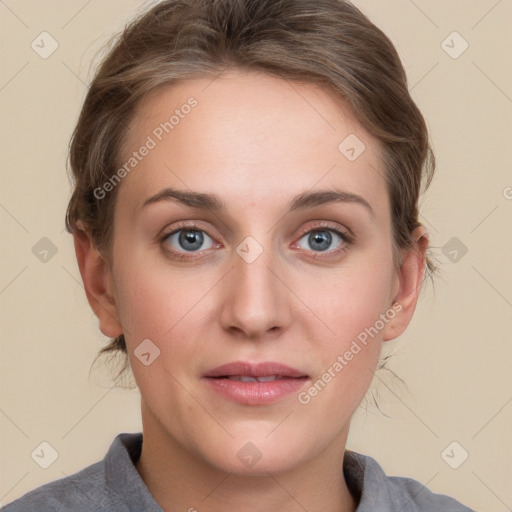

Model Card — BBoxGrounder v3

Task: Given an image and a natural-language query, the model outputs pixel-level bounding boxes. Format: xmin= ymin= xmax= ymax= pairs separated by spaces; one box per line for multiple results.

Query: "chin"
xmin=195 ymin=433 xmax=311 ymax=476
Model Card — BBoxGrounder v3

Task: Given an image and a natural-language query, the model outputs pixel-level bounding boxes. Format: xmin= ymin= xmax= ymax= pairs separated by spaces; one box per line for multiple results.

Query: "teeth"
xmin=240 ymin=376 xmax=258 ymax=382
xmin=257 ymin=375 xmax=278 ymax=382
xmin=227 ymin=375 xmax=279 ymax=382
xmin=226 ymin=376 xmax=258 ymax=382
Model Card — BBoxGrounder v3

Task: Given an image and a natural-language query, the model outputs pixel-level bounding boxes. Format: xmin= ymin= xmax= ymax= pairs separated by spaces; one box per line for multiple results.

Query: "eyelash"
xmin=159 ymin=221 xmax=355 ymax=261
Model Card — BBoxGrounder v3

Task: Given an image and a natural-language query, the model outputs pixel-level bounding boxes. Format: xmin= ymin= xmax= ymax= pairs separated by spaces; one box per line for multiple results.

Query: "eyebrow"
xmin=141 ymin=186 xmax=375 ymax=220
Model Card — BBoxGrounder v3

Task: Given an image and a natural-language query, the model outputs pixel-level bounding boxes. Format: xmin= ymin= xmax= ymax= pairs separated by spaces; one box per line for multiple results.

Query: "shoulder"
xmin=385 ymin=474 xmax=475 ymax=511
xmin=343 ymin=450 xmax=475 ymax=512
xmin=1 ymin=459 xmax=111 ymax=511
xmin=2 ymin=433 xmax=161 ymax=512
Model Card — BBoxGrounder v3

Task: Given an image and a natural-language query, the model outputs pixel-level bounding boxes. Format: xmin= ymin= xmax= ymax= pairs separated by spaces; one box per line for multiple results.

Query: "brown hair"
xmin=65 ymin=0 xmax=437 ymax=386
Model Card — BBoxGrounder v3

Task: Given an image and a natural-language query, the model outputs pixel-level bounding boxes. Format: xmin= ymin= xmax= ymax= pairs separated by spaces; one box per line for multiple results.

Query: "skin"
xmin=74 ymin=70 xmax=428 ymax=511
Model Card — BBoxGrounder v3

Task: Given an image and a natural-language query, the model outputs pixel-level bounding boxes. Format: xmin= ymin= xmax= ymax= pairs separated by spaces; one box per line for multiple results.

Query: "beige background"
xmin=1 ymin=1 xmax=511 ymax=510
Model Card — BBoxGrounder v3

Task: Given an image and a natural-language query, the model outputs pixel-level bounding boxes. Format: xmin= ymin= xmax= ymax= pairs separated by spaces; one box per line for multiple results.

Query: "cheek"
xmin=295 ymin=259 xmax=394 ymax=394
xmin=113 ymin=258 xmax=221 ymax=384
xmin=301 ymin=256 xmax=395 ymax=341
xmin=114 ymin=252 xmax=201 ymax=338
xmin=114 ymin=267 xmax=204 ymax=403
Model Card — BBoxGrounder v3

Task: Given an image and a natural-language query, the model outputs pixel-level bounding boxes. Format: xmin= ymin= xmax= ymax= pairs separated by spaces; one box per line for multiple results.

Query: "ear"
xmin=73 ymin=222 xmax=123 ymax=338
xmin=382 ymin=226 xmax=429 ymax=342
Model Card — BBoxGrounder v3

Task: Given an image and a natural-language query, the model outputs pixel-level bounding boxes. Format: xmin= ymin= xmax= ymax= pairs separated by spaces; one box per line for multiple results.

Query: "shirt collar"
xmin=343 ymin=449 xmax=394 ymax=511
xmin=105 ymin=432 xmax=163 ymax=511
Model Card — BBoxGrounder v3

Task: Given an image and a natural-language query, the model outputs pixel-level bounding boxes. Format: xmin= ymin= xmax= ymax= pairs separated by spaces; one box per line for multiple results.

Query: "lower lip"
xmin=204 ymin=377 xmax=309 ymax=405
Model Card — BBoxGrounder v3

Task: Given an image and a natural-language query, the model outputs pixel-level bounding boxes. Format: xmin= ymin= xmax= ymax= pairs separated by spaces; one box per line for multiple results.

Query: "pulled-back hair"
xmin=65 ymin=0 xmax=436 ymax=384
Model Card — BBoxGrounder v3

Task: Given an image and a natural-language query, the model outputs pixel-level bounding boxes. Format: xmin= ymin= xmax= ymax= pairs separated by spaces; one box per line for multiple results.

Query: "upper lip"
xmin=203 ymin=361 xmax=309 ymax=378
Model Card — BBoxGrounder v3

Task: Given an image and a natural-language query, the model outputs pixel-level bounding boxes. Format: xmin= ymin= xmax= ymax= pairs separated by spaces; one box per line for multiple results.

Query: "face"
xmin=87 ymin=70 xmax=418 ymax=475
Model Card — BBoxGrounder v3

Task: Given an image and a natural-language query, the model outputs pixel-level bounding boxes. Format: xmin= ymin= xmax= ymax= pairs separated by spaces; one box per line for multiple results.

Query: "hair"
xmin=65 ymin=0 xmax=437 ymax=388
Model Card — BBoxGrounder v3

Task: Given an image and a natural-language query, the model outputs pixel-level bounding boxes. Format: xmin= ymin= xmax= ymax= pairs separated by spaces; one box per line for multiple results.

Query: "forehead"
xmin=117 ymin=71 xmax=389 ymax=220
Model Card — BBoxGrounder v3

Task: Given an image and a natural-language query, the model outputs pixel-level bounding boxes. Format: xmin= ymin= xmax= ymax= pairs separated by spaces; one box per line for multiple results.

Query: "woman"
xmin=4 ymin=0 xmax=475 ymax=510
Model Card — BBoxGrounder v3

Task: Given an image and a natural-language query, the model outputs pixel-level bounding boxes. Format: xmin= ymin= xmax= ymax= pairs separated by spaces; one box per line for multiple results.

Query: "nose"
xmin=219 ymin=239 xmax=291 ymax=340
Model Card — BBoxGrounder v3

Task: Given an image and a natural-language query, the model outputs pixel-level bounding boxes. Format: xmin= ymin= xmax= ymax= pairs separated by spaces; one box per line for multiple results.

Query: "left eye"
xmin=164 ymin=229 xmax=215 ymax=252
xmin=296 ymin=229 xmax=346 ymax=252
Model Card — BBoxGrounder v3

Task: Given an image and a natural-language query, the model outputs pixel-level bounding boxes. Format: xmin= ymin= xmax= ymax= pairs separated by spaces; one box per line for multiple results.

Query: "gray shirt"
xmin=2 ymin=433 xmax=474 ymax=511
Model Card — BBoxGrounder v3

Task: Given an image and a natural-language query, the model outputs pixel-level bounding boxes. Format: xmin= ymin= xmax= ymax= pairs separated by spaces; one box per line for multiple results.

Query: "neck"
xmin=135 ymin=407 xmax=358 ymax=512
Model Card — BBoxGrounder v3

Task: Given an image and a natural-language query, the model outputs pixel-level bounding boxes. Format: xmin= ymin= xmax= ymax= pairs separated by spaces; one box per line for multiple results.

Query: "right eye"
xmin=160 ymin=224 xmax=219 ymax=260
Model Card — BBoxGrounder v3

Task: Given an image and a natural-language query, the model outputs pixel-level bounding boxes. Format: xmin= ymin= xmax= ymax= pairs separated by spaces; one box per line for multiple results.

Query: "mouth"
xmin=218 ymin=375 xmax=303 ymax=382
xmin=203 ymin=361 xmax=309 ymax=379
xmin=202 ymin=361 xmax=310 ymax=405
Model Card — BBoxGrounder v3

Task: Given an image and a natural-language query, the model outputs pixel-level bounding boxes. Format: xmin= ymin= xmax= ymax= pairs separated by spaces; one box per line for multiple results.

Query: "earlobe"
xmin=73 ymin=223 xmax=123 ymax=338
xmin=382 ymin=226 xmax=429 ymax=342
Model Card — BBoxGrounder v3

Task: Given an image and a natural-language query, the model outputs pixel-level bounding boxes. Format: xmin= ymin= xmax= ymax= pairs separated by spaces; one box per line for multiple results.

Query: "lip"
xmin=202 ymin=361 xmax=310 ymax=405
xmin=203 ymin=361 xmax=308 ymax=379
